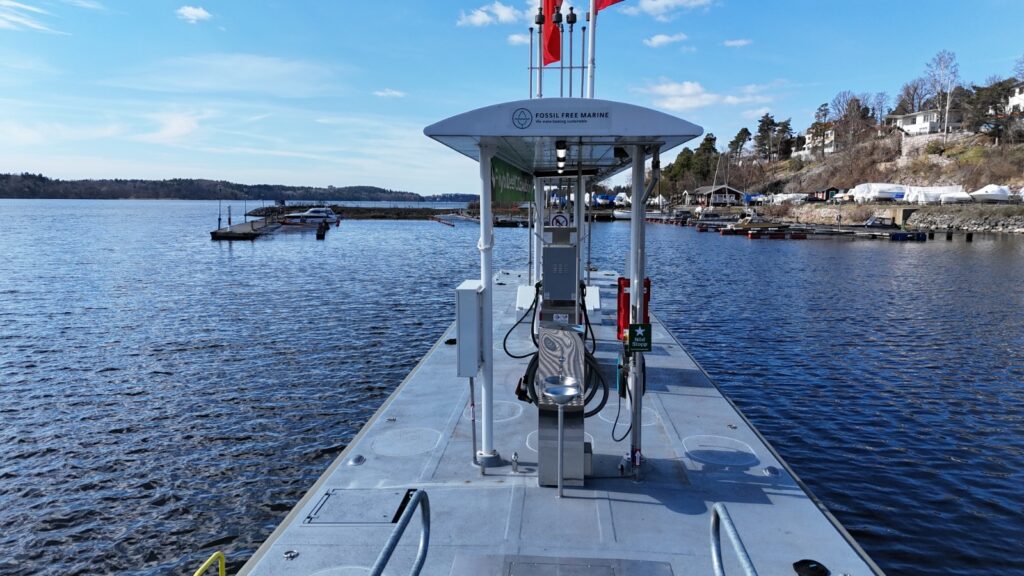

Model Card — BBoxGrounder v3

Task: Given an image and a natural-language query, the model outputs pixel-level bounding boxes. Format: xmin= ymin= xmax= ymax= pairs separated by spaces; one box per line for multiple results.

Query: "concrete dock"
xmin=238 ymin=270 xmax=883 ymax=576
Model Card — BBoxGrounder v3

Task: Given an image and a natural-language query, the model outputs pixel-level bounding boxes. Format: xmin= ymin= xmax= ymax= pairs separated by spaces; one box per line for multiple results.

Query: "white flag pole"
xmin=586 ymin=0 xmax=597 ymax=98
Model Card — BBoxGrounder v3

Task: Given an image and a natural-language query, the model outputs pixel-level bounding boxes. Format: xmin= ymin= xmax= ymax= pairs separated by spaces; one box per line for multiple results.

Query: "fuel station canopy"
xmin=424 ymin=97 xmax=703 ymax=180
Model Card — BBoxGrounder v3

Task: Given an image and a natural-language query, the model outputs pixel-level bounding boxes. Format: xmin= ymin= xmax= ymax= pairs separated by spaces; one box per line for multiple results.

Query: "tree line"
xmin=0 ymin=173 xmax=439 ymax=202
xmin=658 ymin=50 xmax=1024 ymax=195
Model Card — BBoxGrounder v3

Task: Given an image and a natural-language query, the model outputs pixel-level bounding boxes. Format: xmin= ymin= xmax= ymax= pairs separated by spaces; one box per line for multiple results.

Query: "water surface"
xmin=1 ymin=200 xmax=1021 ymax=575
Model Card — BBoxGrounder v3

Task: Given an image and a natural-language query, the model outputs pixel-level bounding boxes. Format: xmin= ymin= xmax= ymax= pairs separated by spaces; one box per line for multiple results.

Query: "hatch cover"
xmin=304 ymin=489 xmax=407 ymax=525
xmin=450 ymin=554 xmax=673 ymax=576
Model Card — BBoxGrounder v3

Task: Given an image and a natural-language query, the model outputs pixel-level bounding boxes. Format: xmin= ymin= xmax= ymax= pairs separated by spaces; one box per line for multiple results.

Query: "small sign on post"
xmin=627 ymin=323 xmax=652 ymax=352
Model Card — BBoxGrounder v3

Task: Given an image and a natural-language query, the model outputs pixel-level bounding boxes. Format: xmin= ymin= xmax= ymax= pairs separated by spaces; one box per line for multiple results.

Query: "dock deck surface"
xmin=240 ymin=270 xmax=882 ymax=576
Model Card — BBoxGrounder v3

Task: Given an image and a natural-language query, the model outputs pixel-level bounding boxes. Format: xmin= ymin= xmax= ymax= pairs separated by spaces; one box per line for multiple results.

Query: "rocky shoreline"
xmin=768 ymin=203 xmax=1024 ymax=234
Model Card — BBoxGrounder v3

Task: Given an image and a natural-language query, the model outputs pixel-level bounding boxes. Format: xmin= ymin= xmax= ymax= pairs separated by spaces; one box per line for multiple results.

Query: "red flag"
xmin=596 ymin=0 xmax=624 ymax=11
xmin=543 ymin=0 xmax=561 ymax=66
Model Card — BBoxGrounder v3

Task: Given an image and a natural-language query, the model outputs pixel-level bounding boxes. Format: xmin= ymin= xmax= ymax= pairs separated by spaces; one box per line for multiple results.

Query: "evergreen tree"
xmin=754 ymin=113 xmax=777 ymax=160
xmin=775 ymin=119 xmax=794 ymax=160
xmin=728 ymin=127 xmax=752 ymax=156
xmin=693 ymin=134 xmax=719 ymax=184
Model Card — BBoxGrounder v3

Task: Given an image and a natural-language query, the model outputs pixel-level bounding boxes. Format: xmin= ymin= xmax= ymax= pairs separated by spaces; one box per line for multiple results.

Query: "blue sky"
xmin=1 ymin=0 xmax=1022 ymax=195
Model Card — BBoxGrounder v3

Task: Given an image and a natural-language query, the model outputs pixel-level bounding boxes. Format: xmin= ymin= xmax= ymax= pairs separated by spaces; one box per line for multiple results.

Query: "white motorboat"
xmin=612 ymin=209 xmax=631 ymax=220
xmin=280 ymin=207 xmax=339 ymax=225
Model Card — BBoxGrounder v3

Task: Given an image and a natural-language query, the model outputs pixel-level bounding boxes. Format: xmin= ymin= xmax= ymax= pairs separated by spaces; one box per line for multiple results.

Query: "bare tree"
xmin=829 ymin=90 xmax=872 ymax=150
xmin=829 ymin=90 xmax=855 ymax=122
xmin=871 ymin=92 xmax=889 ymax=126
xmin=1016 ymin=54 xmax=1024 ymax=81
xmin=895 ymin=78 xmax=932 ymax=114
xmin=926 ymin=50 xmax=960 ymax=138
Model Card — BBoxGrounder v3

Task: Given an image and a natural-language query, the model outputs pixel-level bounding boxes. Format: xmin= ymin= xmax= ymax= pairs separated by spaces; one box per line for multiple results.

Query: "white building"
xmin=1008 ymin=83 xmax=1024 ymax=115
xmin=887 ymin=109 xmax=963 ymax=136
xmin=793 ymin=127 xmax=836 ymax=159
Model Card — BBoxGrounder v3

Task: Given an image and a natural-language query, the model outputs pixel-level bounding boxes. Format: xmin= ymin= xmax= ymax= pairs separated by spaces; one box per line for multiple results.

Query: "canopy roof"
xmin=424 ymin=98 xmax=703 ymax=181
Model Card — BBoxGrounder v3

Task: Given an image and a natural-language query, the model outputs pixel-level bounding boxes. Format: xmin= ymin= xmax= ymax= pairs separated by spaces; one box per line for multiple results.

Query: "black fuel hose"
xmin=502 ymin=282 xmax=541 ymax=359
xmin=578 ymin=283 xmax=597 ymax=354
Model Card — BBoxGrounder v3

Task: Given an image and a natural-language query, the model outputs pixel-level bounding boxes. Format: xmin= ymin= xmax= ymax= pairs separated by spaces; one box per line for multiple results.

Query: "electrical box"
xmin=455 ymin=280 xmax=483 ymax=377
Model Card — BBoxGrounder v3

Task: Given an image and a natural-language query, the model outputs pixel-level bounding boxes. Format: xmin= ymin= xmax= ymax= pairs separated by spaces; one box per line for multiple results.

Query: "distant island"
xmin=0 ymin=173 xmax=477 ymax=203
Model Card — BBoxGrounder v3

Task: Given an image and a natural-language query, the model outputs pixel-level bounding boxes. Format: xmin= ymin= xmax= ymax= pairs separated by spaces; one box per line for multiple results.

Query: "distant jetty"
xmin=247 ymin=204 xmax=460 ymax=221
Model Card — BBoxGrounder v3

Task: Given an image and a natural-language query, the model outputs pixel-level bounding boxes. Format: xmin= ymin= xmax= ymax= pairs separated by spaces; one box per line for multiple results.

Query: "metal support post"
xmin=575 ymin=149 xmax=585 ymax=288
xmin=527 ymin=201 xmax=534 ymax=285
xmin=477 ymin=141 xmax=499 ymax=466
xmin=584 ymin=176 xmax=592 ymax=285
xmin=628 ymin=144 xmax=646 ymax=475
xmin=557 ymin=403 xmax=566 ymax=497
xmin=533 ymin=179 xmax=545 ymax=283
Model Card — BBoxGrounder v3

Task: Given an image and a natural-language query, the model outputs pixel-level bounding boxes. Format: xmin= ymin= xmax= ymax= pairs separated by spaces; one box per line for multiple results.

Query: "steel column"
xmin=533 ymin=178 xmax=545 ymax=284
xmin=478 ymin=141 xmax=498 ymax=463
xmin=629 ymin=144 xmax=646 ymax=472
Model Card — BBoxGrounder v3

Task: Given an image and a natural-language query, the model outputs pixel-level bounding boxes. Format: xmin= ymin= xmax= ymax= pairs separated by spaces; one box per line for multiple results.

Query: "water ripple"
xmin=1 ymin=201 xmax=1023 ymax=575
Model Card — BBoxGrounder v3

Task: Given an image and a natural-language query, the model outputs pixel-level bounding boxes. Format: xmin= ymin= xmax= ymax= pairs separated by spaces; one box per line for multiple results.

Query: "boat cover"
xmin=940 ymin=190 xmax=973 ymax=204
xmin=904 ymin=185 xmax=964 ymax=204
xmin=770 ymin=193 xmax=809 ymax=204
xmin=849 ymin=183 xmax=906 ymax=203
xmin=969 ymin=184 xmax=1010 ymax=202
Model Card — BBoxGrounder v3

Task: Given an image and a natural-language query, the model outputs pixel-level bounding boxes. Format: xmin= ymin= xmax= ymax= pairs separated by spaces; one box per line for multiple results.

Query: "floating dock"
xmin=238 ymin=270 xmax=883 ymax=576
xmin=210 ymin=216 xmax=279 ymax=241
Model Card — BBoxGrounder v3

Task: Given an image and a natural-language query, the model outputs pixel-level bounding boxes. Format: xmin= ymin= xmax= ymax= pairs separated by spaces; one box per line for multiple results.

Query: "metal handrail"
xmin=191 ymin=551 xmax=226 ymax=576
xmin=369 ymin=489 xmax=431 ymax=576
xmin=710 ymin=502 xmax=758 ymax=576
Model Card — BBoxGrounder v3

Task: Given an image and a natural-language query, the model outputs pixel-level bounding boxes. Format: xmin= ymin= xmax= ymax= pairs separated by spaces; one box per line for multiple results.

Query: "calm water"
xmin=1 ymin=200 xmax=1022 ymax=575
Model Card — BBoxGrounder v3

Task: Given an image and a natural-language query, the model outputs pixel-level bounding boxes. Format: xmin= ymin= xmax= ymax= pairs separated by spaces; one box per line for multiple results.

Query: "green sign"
xmin=491 ymin=156 xmax=532 ymax=203
xmin=627 ymin=323 xmax=652 ymax=352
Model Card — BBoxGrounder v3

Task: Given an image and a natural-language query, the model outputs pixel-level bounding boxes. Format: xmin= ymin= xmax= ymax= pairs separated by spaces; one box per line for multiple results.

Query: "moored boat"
xmin=280 ymin=207 xmax=339 ymax=225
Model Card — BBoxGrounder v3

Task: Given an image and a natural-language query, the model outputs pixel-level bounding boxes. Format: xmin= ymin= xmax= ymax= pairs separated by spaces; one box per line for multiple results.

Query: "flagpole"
xmin=536 ymin=8 xmax=544 ymax=98
xmin=586 ymin=0 xmax=597 ymax=98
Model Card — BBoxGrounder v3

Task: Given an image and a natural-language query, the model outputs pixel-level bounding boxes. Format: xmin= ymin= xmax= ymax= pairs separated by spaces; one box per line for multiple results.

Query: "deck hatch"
xmin=450 ymin=554 xmax=674 ymax=576
xmin=303 ymin=489 xmax=406 ymax=525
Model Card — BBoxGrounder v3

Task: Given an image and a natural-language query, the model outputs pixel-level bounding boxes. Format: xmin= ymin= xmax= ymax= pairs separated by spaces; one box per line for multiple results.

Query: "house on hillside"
xmin=793 ymin=127 xmax=836 ymax=159
xmin=886 ymin=109 xmax=964 ymax=136
xmin=1008 ymin=82 xmax=1024 ymax=115
xmin=682 ymin=185 xmax=746 ymax=206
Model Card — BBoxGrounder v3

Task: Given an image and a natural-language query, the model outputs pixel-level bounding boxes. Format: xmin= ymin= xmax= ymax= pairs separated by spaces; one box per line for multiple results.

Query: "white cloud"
xmin=457 ymin=8 xmax=493 ymax=26
xmin=507 ymin=33 xmax=530 ymax=45
xmin=622 ymin=0 xmax=711 ymax=21
xmin=136 ymin=111 xmax=211 ymax=144
xmin=641 ymin=80 xmax=775 ymax=112
xmin=643 ymin=32 xmax=687 ymax=48
xmin=373 ymin=88 xmax=406 ymax=98
xmin=742 ymin=107 xmax=771 ymax=120
xmin=643 ymin=81 xmax=719 ymax=111
xmin=722 ymin=83 xmax=772 ymax=105
xmin=489 ymin=1 xmax=520 ymax=22
xmin=723 ymin=38 xmax=751 ymax=48
xmin=106 ymin=53 xmax=340 ymax=98
xmin=62 ymin=0 xmax=104 ymax=9
xmin=176 ymin=5 xmax=211 ymax=24
xmin=0 ymin=0 xmax=63 ymax=33
xmin=458 ymin=1 xmax=531 ymax=26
